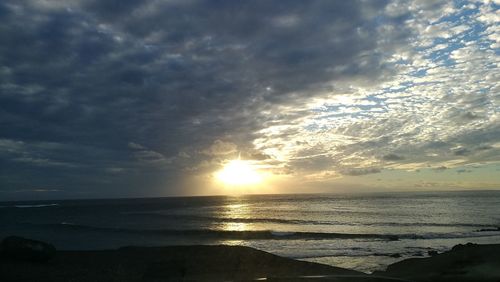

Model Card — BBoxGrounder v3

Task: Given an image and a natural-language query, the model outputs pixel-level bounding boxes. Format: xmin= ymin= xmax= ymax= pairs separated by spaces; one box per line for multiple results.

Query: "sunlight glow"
xmin=216 ymin=159 xmax=263 ymax=186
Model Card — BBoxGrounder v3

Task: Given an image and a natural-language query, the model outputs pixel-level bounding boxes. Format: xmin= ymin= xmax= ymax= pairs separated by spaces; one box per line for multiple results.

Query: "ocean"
xmin=1 ymin=190 xmax=500 ymax=273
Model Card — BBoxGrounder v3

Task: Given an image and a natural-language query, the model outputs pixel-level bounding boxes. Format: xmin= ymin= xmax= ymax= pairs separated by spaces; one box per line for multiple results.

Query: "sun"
xmin=216 ymin=159 xmax=263 ymax=186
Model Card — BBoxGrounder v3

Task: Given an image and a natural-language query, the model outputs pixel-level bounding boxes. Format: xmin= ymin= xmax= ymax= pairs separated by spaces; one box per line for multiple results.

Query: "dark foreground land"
xmin=1 ymin=239 xmax=499 ymax=281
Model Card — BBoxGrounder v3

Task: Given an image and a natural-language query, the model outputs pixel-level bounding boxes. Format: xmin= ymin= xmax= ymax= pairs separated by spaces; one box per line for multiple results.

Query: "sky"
xmin=0 ymin=0 xmax=499 ymax=200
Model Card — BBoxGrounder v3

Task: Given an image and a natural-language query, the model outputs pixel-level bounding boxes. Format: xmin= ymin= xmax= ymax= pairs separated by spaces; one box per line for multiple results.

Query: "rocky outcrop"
xmin=376 ymin=243 xmax=500 ymax=282
xmin=0 ymin=236 xmax=56 ymax=262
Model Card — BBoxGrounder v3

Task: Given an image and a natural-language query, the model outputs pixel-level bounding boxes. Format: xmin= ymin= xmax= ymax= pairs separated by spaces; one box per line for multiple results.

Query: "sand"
xmin=1 ymin=242 xmax=499 ymax=281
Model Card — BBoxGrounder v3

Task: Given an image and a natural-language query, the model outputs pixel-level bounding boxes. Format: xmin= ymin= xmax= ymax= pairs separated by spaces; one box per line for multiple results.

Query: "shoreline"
xmin=1 ymin=238 xmax=499 ymax=281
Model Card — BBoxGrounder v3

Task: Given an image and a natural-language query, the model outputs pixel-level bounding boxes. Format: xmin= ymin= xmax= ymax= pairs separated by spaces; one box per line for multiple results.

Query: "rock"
xmin=428 ymin=250 xmax=438 ymax=256
xmin=451 ymin=242 xmax=476 ymax=251
xmin=0 ymin=236 xmax=56 ymax=262
xmin=381 ymin=243 xmax=500 ymax=281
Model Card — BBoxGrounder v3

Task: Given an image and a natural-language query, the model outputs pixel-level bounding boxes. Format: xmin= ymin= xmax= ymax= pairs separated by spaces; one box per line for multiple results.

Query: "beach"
xmin=1 ymin=239 xmax=499 ymax=281
xmin=2 ymin=192 xmax=500 ymax=273
xmin=1 ymin=191 xmax=500 ymax=281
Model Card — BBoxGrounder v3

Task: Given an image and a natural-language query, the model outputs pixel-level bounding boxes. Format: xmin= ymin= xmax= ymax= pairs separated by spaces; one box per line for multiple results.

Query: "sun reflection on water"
xmin=220 ymin=201 xmax=254 ymax=231
xmin=222 ymin=222 xmax=248 ymax=231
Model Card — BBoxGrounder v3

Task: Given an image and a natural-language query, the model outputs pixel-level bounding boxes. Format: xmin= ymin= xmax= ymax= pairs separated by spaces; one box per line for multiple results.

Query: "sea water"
xmin=1 ymin=190 xmax=500 ymax=273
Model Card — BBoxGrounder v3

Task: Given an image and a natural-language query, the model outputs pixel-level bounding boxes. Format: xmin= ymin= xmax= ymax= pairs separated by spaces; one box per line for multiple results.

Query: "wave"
xmin=34 ymin=222 xmax=500 ymax=241
xmin=476 ymin=227 xmax=500 ymax=232
xmin=39 ymin=223 xmax=399 ymax=240
xmin=369 ymin=222 xmax=494 ymax=228
xmin=123 ymin=212 xmax=496 ymax=228
xmin=398 ymin=231 xmax=500 ymax=240
xmin=124 ymin=212 xmax=331 ymax=225
xmin=6 ymin=203 xmax=60 ymax=208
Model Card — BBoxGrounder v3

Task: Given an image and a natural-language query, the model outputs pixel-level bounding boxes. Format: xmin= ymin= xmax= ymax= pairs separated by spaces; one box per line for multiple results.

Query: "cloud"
xmin=12 ymin=157 xmax=78 ymax=168
xmin=128 ymin=142 xmax=173 ymax=165
xmin=0 ymin=138 xmax=79 ymax=168
xmin=342 ymin=167 xmax=382 ymax=176
xmin=382 ymin=153 xmax=405 ymax=161
xmin=202 ymin=140 xmax=237 ymax=156
xmin=252 ymin=0 xmax=500 ymax=178
xmin=454 ymin=148 xmax=470 ymax=156
xmin=0 ymin=0 xmax=406 ymax=191
xmin=462 ymin=112 xmax=482 ymax=120
xmin=128 ymin=142 xmax=146 ymax=150
xmin=0 ymin=0 xmax=498 ymax=198
xmin=433 ymin=166 xmax=448 ymax=172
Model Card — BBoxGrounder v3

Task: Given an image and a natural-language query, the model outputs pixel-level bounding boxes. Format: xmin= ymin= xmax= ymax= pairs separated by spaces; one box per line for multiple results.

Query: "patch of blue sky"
xmin=309 ymin=1 xmax=496 ymax=134
xmin=409 ymin=69 xmax=427 ymax=78
xmin=428 ymin=53 xmax=456 ymax=67
xmin=357 ymin=104 xmax=386 ymax=112
xmin=462 ymin=24 xmax=486 ymax=43
xmin=315 ymin=109 xmax=385 ymax=122
xmin=422 ymin=6 xmax=488 ymax=53
xmin=365 ymin=95 xmax=388 ymax=108
xmin=304 ymin=124 xmax=321 ymax=131
xmin=379 ymin=85 xmax=410 ymax=94
xmin=304 ymin=120 xmax=347 ymax=131
xmin=471 ymin=28 xmax=493 ymax=45
xmin=478 ymin=88 xmax=491 ymax=95
xmin=453 ymin=0 xmax=474 ymax=10
xmin=313 ymin=98 xmax=387 ymax=114
xmin=378 ymin=81 xmax=415 ymax=96
xmin=424 ymin=38 xmax=470 ymax=67
xmin=311 ymin=105 xmax=340 ymax=113
xmin=439 ymin=0 xmax=478 ymax=23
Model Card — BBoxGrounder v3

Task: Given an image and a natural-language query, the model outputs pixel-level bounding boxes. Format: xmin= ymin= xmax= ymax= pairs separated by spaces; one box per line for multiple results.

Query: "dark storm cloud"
xmin=0 ymin=0 xmax=407 ymax=199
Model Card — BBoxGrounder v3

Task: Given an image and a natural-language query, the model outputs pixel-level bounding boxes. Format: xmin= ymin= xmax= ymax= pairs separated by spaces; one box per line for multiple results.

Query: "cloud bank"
xmin=0 ymin=0 xmax=498 ymax=199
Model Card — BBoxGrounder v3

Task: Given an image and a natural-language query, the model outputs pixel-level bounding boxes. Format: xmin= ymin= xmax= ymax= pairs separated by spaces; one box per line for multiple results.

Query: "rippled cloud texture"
xmin=0 ymin=0 xmax=498 ymax=199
